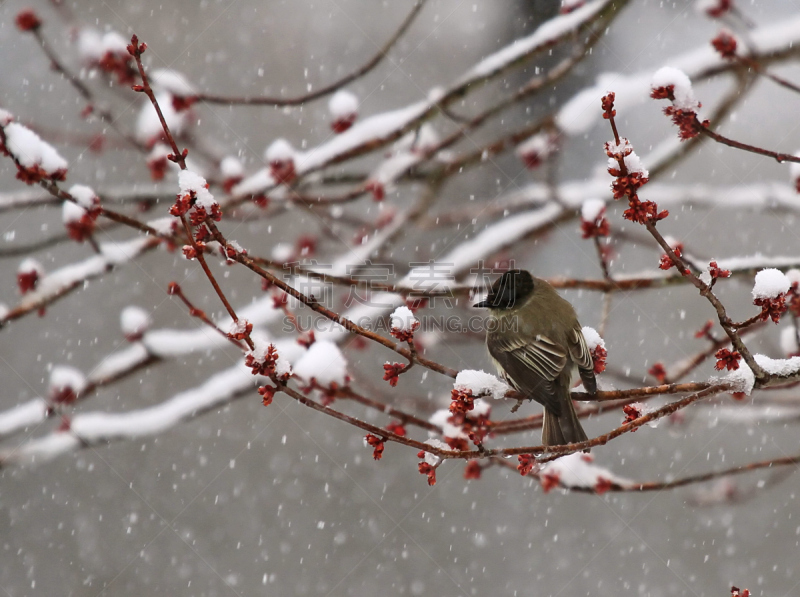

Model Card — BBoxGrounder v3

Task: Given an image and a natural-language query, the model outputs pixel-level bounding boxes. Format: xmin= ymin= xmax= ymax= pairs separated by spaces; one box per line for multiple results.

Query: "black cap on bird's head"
xmin=473 ymin=269 xmax=535 ymax=310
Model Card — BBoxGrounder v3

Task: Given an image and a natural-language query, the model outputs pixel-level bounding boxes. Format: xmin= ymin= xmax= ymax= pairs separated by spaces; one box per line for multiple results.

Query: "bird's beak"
xmin=473 ymin=299 xmax=490 ymax=308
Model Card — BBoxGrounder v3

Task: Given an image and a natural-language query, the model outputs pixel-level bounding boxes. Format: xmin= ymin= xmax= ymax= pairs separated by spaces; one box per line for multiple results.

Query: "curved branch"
xmin=194 ymin=0 xmax=428 ymax=106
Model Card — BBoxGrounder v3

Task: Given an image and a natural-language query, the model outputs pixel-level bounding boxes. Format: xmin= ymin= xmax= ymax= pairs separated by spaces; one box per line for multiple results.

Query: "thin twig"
xmin=195 ymin=0 xmax=428 ymax=106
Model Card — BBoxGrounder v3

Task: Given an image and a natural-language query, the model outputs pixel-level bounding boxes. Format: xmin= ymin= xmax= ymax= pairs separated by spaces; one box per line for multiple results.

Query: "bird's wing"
xmin=567 ymin=327 xmax=597 ymax=394
xmin=488 ymin=333 xmax=568 ymax=413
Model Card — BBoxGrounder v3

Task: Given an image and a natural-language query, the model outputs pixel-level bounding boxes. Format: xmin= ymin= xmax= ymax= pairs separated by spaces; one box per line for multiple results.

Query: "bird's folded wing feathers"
xmin=490 ymin=333 xmax=568 ymax=412
xmin=499 ymin=335 xmax=567 ymax=381
xmin=567 ymin=328 xmax=593 ymax=371
xmin=568 ymin=328 xmax=597 ymax=394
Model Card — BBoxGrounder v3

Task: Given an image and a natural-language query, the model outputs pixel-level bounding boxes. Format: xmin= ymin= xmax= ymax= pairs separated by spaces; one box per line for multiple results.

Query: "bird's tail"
xmin=542 ymin=392 xmax=588 ymax=447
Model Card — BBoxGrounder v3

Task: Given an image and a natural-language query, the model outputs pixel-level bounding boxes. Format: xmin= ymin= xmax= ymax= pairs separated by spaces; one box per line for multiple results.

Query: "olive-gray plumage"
xmin=474 ymin=270 xmax=595 ymax=446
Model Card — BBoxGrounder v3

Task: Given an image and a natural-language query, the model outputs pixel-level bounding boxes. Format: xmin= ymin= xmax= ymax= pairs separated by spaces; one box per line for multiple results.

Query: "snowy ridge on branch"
xmin=540 ymin=453 xmax=632 ymax=490
xmin=142 ymin=290 xmax=287 ymax=357
xmin=715 ymin=354 xmax=800 ymax=397
xmin=328 ymin=214 xmax=408 ymax=277
xmin=401 ymin=203 xmax=564 ymax=285
xmin=480 ymin=178 xmax=800 ymax=217
xmin=0 ymin=292 xmax=289 ymax=440
xmin=614 ymin=254 xmax=800 ymax=284
xmin=0 ymin=336 xmax=310 ymax=467
xmin=0 ymin=183 xmax=177 ymax=213
xmin=2 ymin=237 xmax=157 ymax=323
xmin=0 ymin=282 xmax=402 ymax=448
xmin=233 ymin=3 xmax=615 ymax=197
xmin=459 ymin=0 xmax=611 ymax=81
xmin=0 ymin=362 xmax=259 ymax=467
xmin=555 ymin=13 xmax=800 ymax=135
xmin=754 ymin=354 xmax=800 ymax=378
xmin=453 ymin=370 xmax=510 ymax=400
xmin=2 ymin=122 xmax=68 ymax=177
xmin=0 ymin=398 xmax=48 ymax=435
xmin=233 ymin=101 xmax=431 ymax=195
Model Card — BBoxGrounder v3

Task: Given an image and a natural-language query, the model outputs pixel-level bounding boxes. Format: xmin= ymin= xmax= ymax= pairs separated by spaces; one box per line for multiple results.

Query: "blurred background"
xmin=1 ymin=0 xmax=799 ymax=595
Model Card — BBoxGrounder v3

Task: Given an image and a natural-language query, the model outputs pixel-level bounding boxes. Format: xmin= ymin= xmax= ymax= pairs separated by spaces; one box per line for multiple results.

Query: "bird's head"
xmin=473 ymin=269 xmax=535 ymax=310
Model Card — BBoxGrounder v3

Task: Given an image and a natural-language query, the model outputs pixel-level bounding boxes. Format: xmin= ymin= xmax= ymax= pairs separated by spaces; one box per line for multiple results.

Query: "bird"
xmin=473 ymin=269 xmax=596 ymax=447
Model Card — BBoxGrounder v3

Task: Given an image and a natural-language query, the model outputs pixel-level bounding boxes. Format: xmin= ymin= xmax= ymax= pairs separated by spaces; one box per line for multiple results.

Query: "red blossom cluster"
xmin=622 ymin=403 xmax=643 ymax=430
xmin=601 ymin=92 xmax=616 ymax=120
xmin=383 ymin=362 xmax=407 ymax=387
xmin=90 ymin=37 xmax=138 ymax=86
xmin=147 ymin=152 xmax=169 ymax=181
xmin=194 ymin=225 xmax=211 ymax=243
xmin=788 ymin=282 xmax=800 ymax=317
xmin=580 ymin=217 xmax=609 ymax=239
xmin=591 ymin=344 xmax=607 ymax=375
xmin=221 ymin=242 xmax=247 ymax=263
xmin=245 ymin=343 xmax=281 ymax=376
xmin=712 ymin=31 xmax=738 ymax=58
xmin=463 ymin=460 xmax=482 ymax=480
xmin=365 ymin=180 xmax=385 ymax=201
xmin=258 ymin=385 xmax=276 ymax=406
xmin=65 ymin=204 xmax=101 ymax=243
xmin=417 ymin=452 xmax=437 ymax=486
xmin=516 ymin=133 xmax=558 ymax=170
xmin=517 ymin=453 xmax=536 ymax=476
xmin=559 ymin=1 xmax=586 ymax=15
xmin=707 ymin=260 xmax=731 ymax=282
xmin=270 ymin=290 xmax=288 ymax=310
xmin=228 ymin=320 xmax=253 ymax=341
xmin=17 ymin=265 xmax=41 ymax=295
xmin=444 ymin=408 xmax=491 ymax=450
xmin=15 ymin=9 xmax=41 ymax=31
xmin=540 ymin=471 xmax=561 ymax=493
xmin=714 ymin=348 xmax=741 ymax=371
xmin=299 ymin=377 xmax=345 ymax=406
xmin=269 ymin=156 xmax=296 ymax=185
xmin=296 ymin=235 xmax=316 ymax=257
xmin=250 ymin=193 xmax=269 ymax=208
xmin=658 ymin=245 xmax=690 ymax=274
xmin=703 ymin=0 xmax=732 ymax=18
xmin=222 ymin=174 xmax=243 ymax=194
xmin=730 ymin=587 xmax=750 ymax=597
xmin=331 ymin=113 xmax=357 ymax=134
xmin=182 ymin=244 xmax=202 ymax=260
xmin=753 ymin=294 xmax=787 ymax=324
xmin=694 ymin=320 xmax=715 ymax=340
xmin=389 ymin=319 xmax=419 ymax=343
xmin=648 ymin=362 xmax=667 ymax=384
xmin=385 ymin=421 xmax=406 ymax=437
xmin=365 ymin=434 xmax=386 ymax=460
xmin=171 ymin=95 xmax=196 ymax=113
xmin=297 ymin=330 xmax=315 ymax=348
xmin=170 ymin=187 xmax=221 ymax=225
xmin=449 ymin=388 xmax=475 ymax=414
xmin=650 ymin=85 xmax=709 ymax=140
xmin=602 ymin=97 xmax=669 ymax=225
xmin=622 ymin=198 xmax=668 ymax=225
xmin=580 ymin=209 xmax=609 ymax=239
xmin=594 ymin=477 xmax=614 ymax=494
xmin=50 ymin=384 xmax=79 ymax=405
